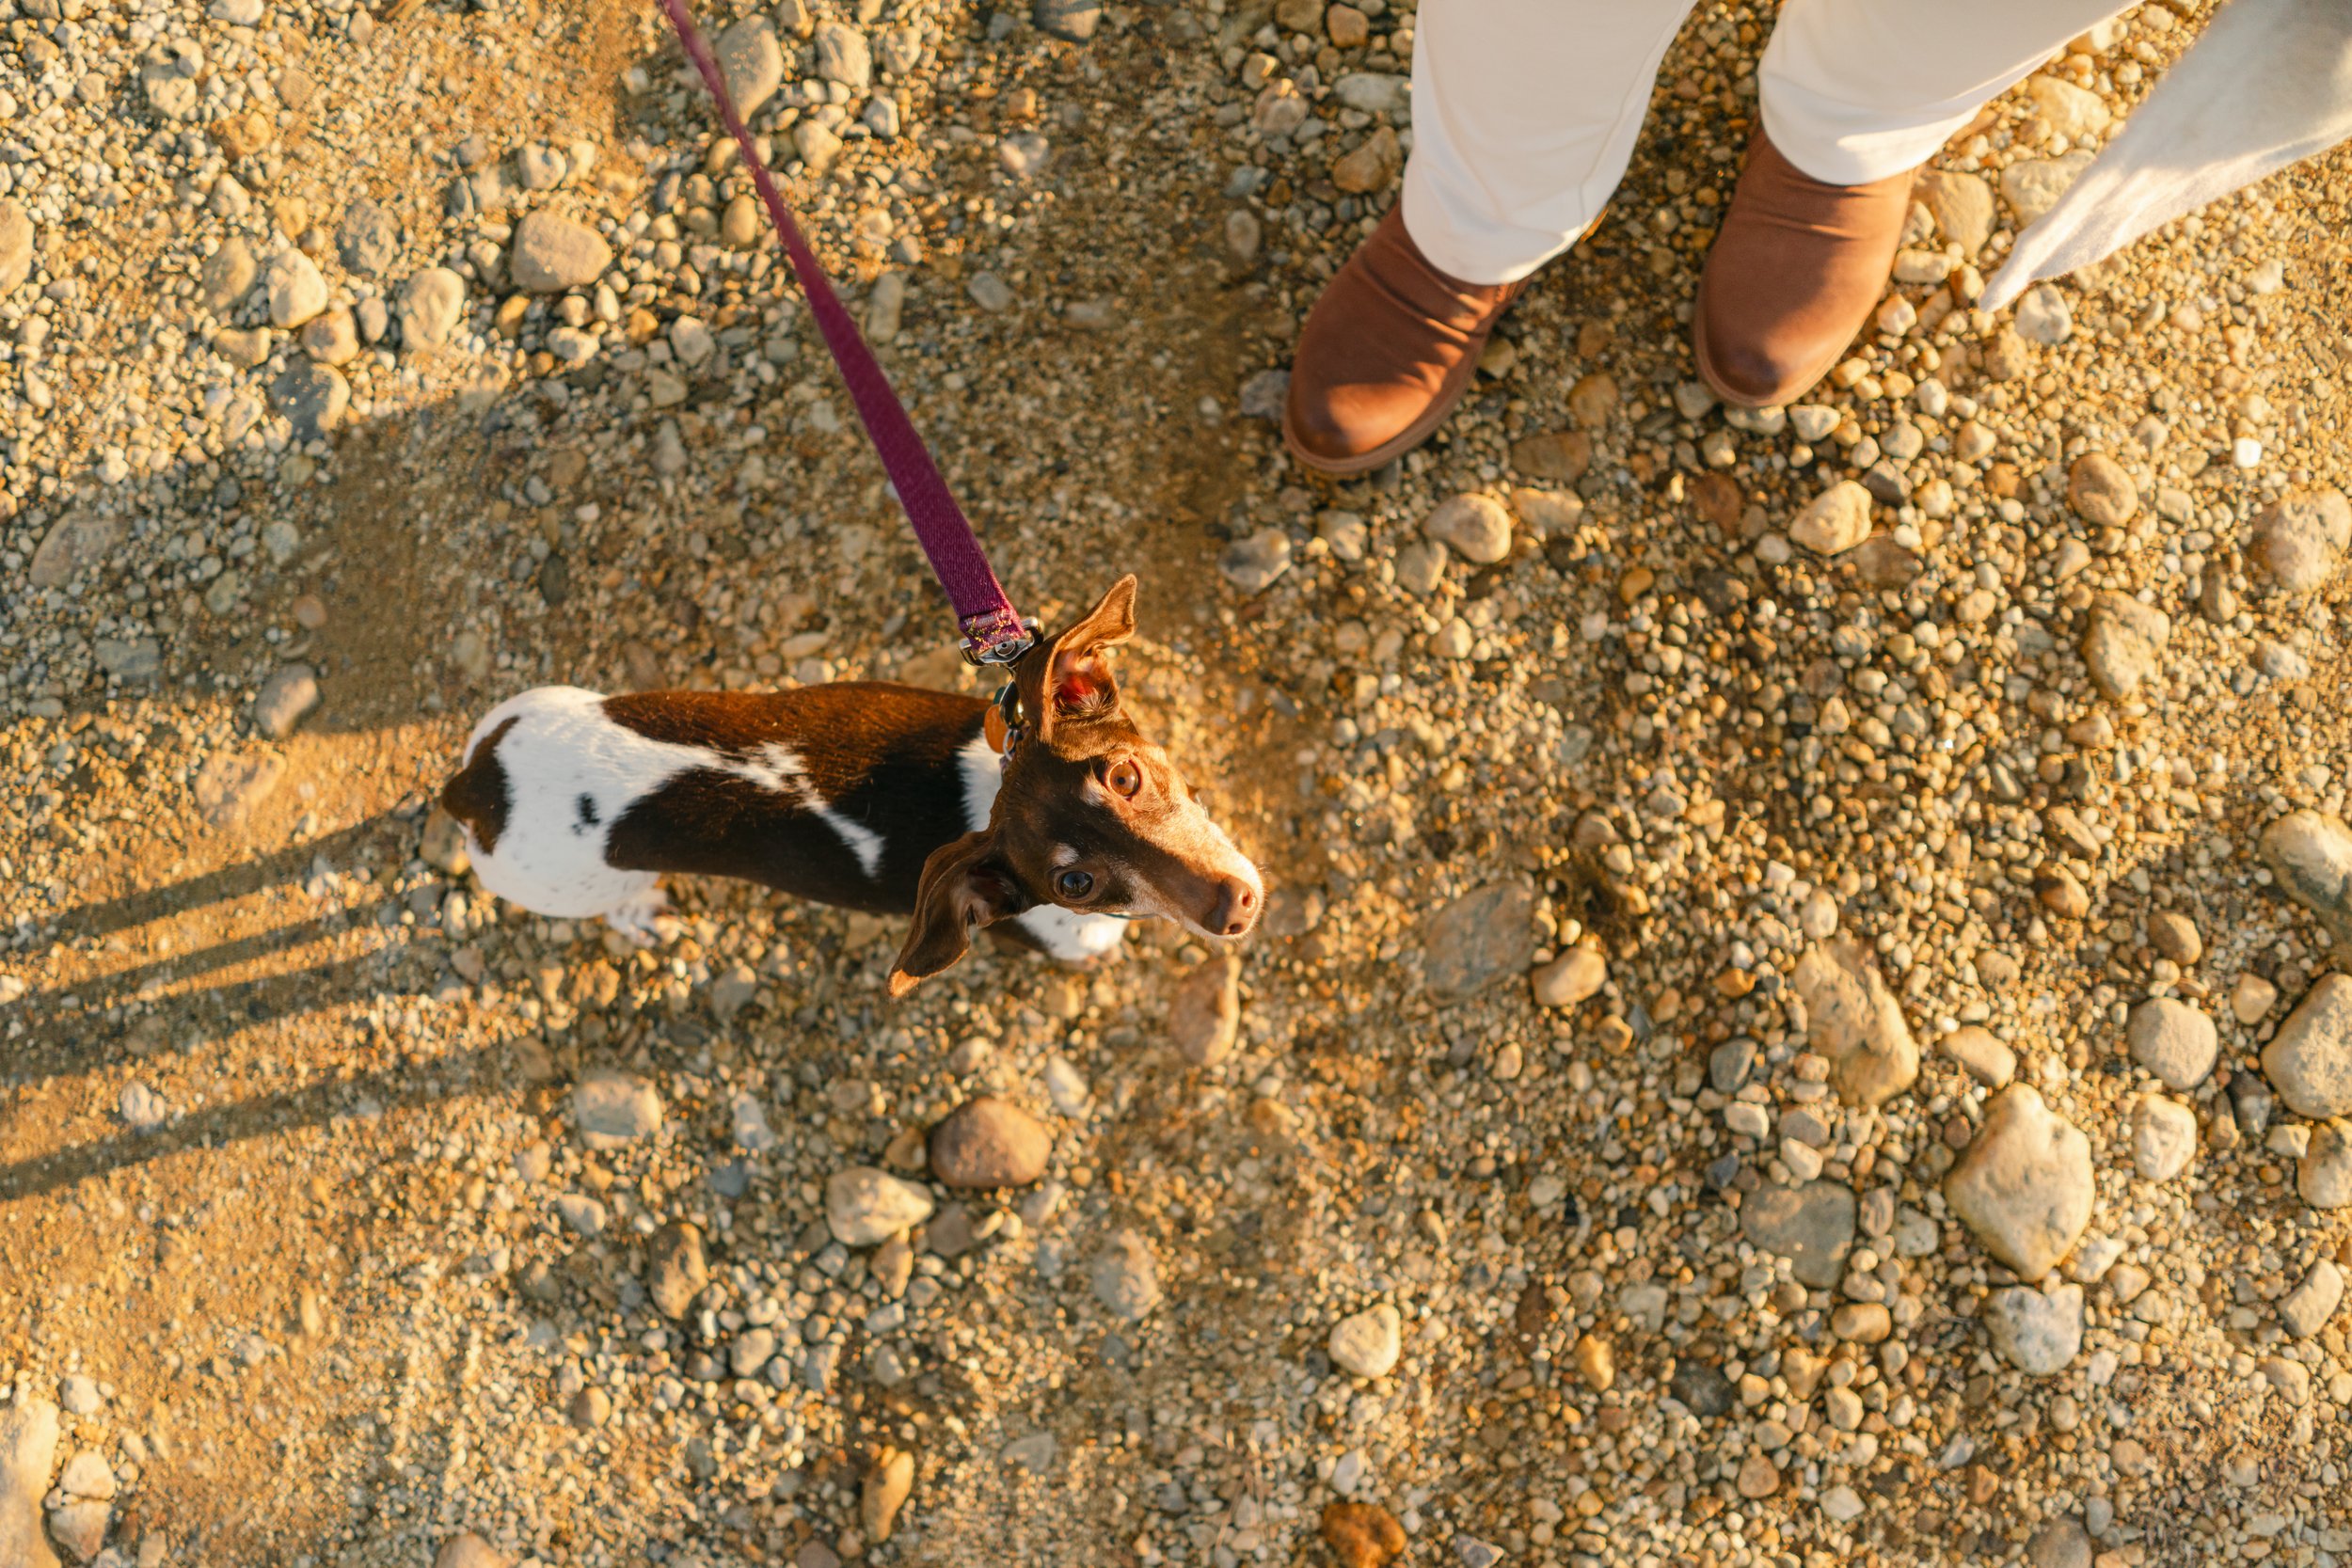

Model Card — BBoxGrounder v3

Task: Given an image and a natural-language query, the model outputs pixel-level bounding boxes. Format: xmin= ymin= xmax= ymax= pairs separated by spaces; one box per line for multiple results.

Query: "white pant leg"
xmin=1762 ymin=0 xmax=2131 ymax=183
xmin=1401 ymin=0 xmax=1697 ymax=285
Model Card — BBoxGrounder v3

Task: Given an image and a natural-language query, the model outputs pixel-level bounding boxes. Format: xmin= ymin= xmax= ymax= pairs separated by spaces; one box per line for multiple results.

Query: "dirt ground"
xmin=3 ymin=0 xmax=2350 ymax=1565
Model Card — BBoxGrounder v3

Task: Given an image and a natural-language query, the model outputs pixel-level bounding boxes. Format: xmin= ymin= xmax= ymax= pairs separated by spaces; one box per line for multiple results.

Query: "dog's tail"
xmin=439 ymin=715 xmax=520 ymax=852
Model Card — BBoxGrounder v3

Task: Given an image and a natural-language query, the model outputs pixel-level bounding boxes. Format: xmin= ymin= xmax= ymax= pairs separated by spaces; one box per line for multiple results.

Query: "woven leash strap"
xmin=654 ymin=0 xmax=1032 ymax=664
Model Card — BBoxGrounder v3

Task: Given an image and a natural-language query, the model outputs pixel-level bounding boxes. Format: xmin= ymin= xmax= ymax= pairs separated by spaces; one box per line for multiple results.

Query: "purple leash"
xmin=656 ymin=0 xmax=1033 ymax=666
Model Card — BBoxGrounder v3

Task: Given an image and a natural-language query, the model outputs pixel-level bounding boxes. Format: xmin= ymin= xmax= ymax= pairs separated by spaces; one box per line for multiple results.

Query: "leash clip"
xmin=960 ymin=610 xmax=1039 ymax=669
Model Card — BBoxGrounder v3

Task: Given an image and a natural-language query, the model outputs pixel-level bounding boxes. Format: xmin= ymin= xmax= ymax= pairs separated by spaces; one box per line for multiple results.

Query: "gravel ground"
xmin=3 ymin=0 xmax=2350 ymax=1564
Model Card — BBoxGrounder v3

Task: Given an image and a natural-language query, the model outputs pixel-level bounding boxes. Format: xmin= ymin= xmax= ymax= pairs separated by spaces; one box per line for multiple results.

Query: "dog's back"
xmin=441 ymin=686 xmax=675 ymax=927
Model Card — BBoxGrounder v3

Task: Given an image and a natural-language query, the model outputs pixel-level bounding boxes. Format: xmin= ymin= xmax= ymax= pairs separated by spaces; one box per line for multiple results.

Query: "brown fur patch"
xmin=438 ymin=715 xmax=521 ymax=852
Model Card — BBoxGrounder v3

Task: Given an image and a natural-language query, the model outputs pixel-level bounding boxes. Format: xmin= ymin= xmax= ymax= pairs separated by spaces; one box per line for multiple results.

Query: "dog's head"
xmin=888 ymin=576 xmax=1263 ymax=995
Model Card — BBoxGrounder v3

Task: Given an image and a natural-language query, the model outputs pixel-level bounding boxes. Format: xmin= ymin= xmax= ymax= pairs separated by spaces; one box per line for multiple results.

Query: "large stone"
xmin=2263 ymin=810 xmax=2352 ymax=947
xmin=47 ymin=1500 xmax=108 ymax=1562
xmin=1739 ymin=1180 xmax=1855 ymax=1289
xmin=1985 ymin=1282 xmax=2083 ymax=1375
xmin=813 ymin=22 xmax=872 ymax=90
xmin=434 ymin=1534 xmax=509 ymax=1568
xmin=1788 ymin=482 xmax=1873 ymax=556
xmin=2028 ymin=1519 xmax=2092 ymax=1568
xmin=644 ymin=1221 xmax=707 ymax=1319
xmin=265 ymin=247 xmax=327 ymax=328
xmin=1531 ymin=946 xmax=1606 ymax=1008
xmin=337 ymin=198 xmax=399 ymax=277
xmin=193 ymin=750 xmax=285 ymax=827
xmin=270 ymin=362 xmax=348 ymax=441
xmin=1792 ymin=939 xmax=1918 ymax=1108
xmin=826 ymin=1166 xmax=934 ymax=1244
xmin=573 ymin=1069 xmax=663 ymax=1147
xmin=2125 ymin=996 xmax=2217 ymax=1089
xmin=509 ymin=211 xmax=612 ymax=292
xmin=861 ymin=1448 xmax=914 ymax=1544
xmin=2080 ymin=592 xmax=2169 ymax=701
xmin=1218 ymin=530 xmax=1291 ymax=594
xmin=1422 ymin=881 xmax=1535 ymax=1000
xmin=2264 ymin=974 xmax=2352 ymax=1118
xmin=2300 ymin=1121 xmax=2352 ymax=1208
xmin=0 ymin=1398 xmax=60 ymax=1568
xmin=200 ymin=236 xmax=257 ymax=311
xmin=1168 ymin=951 xmax=1241 ymax=1066
xmin=928 ymin=1097 xmax=1050 ymax=1188
xmin=1422 ymin=493 xmax=1513 ymax=564
xmin=1327 ymin=1303 xmax=1402 ymax=1379
xmin=2281 ymin=1259 xmax=2344 ymax=1338
xmin=1321 ymin=1501 xmax=1406 ymax=1568
xmin=2066 ymin=452 xmax=2137 ymax=529
xmin=2026 ymin=75 xmax=2112 ymax=140
xmin=2129 ymin=1094 xmax=2197 ymax=1181
xmin=2249 ymin=488 xmax=2352 ymax=593
xmin=400 ymin=267 xmax=467 ymax=347
xmin=1089 ymin=1228 xmax=1160 ymax=1320
xmin=1329 ymin=126 xmax=1401 ymax=195
xmin=1509 ymin=429 xmax=1590 ymax=483
xmin=252 ymin=662 xmax=319 ymax=738
xmin=1033 ymin=0 xmax=1102 ymax=40
xmin=1914 ymin=169 xmax=1994 ymax=256
xmin=1999 ymin=150 xmax=2094 ymax=225
xmin=1945 ymin=1086 xmax=2094 ymax=1280
xmin=29 ymin=511 xmax=127 ymax=589
xmin=0 ymin=199 xmax=31 ymax=298
xmin=713 ymin=15 xmax=785 ymax=115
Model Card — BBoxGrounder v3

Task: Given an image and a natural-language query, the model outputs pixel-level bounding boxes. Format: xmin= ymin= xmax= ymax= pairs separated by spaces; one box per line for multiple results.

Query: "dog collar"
xmin=983 ymin=682 xmax=1025 ymax=766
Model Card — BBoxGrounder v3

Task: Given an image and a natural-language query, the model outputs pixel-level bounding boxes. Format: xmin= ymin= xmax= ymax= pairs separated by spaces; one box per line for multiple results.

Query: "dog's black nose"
xmin=1210 ymin=879 xmax=1258 ymax=937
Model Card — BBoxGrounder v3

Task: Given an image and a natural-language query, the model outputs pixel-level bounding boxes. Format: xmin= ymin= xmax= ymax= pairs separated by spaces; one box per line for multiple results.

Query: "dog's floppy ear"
xmin=888 ymin=831 xmax=1031 ymax=996
xmin=1016 ymin=575 xmax=1138 ymax=741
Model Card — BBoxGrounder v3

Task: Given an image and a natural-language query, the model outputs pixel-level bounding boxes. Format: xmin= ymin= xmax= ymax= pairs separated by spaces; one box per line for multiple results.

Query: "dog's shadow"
xmin=0 ymin=806 xmax=499 ymax=1202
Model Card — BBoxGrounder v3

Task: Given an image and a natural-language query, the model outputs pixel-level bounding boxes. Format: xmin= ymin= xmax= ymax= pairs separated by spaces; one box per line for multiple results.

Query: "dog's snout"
xmin=1209 ymin=878 xmax=1259 ymax=937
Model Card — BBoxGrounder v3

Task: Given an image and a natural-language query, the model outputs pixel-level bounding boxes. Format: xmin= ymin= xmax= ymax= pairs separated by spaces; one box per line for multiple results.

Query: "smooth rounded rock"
xmin=510 ymin=211 xmax=612 ymax=292
xmin=265 ymin=247 xmax=326 ymax=328
xmin=1327 ymin=1303 xmax=1401 ymax=1379
xmin=927 ymin=1097 xmax=1051 ymax=1188
xmin=1531 ymin=946 xmax=1606 ymax=1008
xmin=400 ymin=266 xmax=466 ymax=347
xmin=2126 ymin=997 xmax=2217 ymax=1089
xmin=1168 ymin=952 xmax=1241 ymax=1066
xmin=644 ymin=1221 xmax=707 ymax=1320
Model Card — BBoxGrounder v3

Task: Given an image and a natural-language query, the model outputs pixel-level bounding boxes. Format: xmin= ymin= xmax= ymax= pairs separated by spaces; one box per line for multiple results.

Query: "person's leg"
xmin=1285 ymin=0 xmax=1694 ymax=475
xmin=1762 ymin=0 xmax=2130 ymax=185
xmin=1694 ymin=0 xmax=2127 ymax=406
xmin=1404 ymin=0 xmax=1698 ymax=285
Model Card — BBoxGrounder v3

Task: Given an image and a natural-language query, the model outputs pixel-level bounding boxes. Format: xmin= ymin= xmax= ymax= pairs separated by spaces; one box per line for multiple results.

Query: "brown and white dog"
xmin=437 ymin=578 xmax=1263 ymax=993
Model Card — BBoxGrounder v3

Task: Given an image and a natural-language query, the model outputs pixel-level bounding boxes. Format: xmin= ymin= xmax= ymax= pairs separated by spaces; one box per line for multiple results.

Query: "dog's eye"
xmin=1055 ymin=868 xmax=1095 ymax=900
xmin=1105 ymin=758 xmax=1142 ymax=798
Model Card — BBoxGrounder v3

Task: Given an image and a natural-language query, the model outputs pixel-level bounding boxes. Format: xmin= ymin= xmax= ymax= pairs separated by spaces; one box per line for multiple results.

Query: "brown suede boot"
xmin=1283 ymin=206 xmax=1523 ymax=477
xmin=1692 ymin=131 xmax=1916 ymax=408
